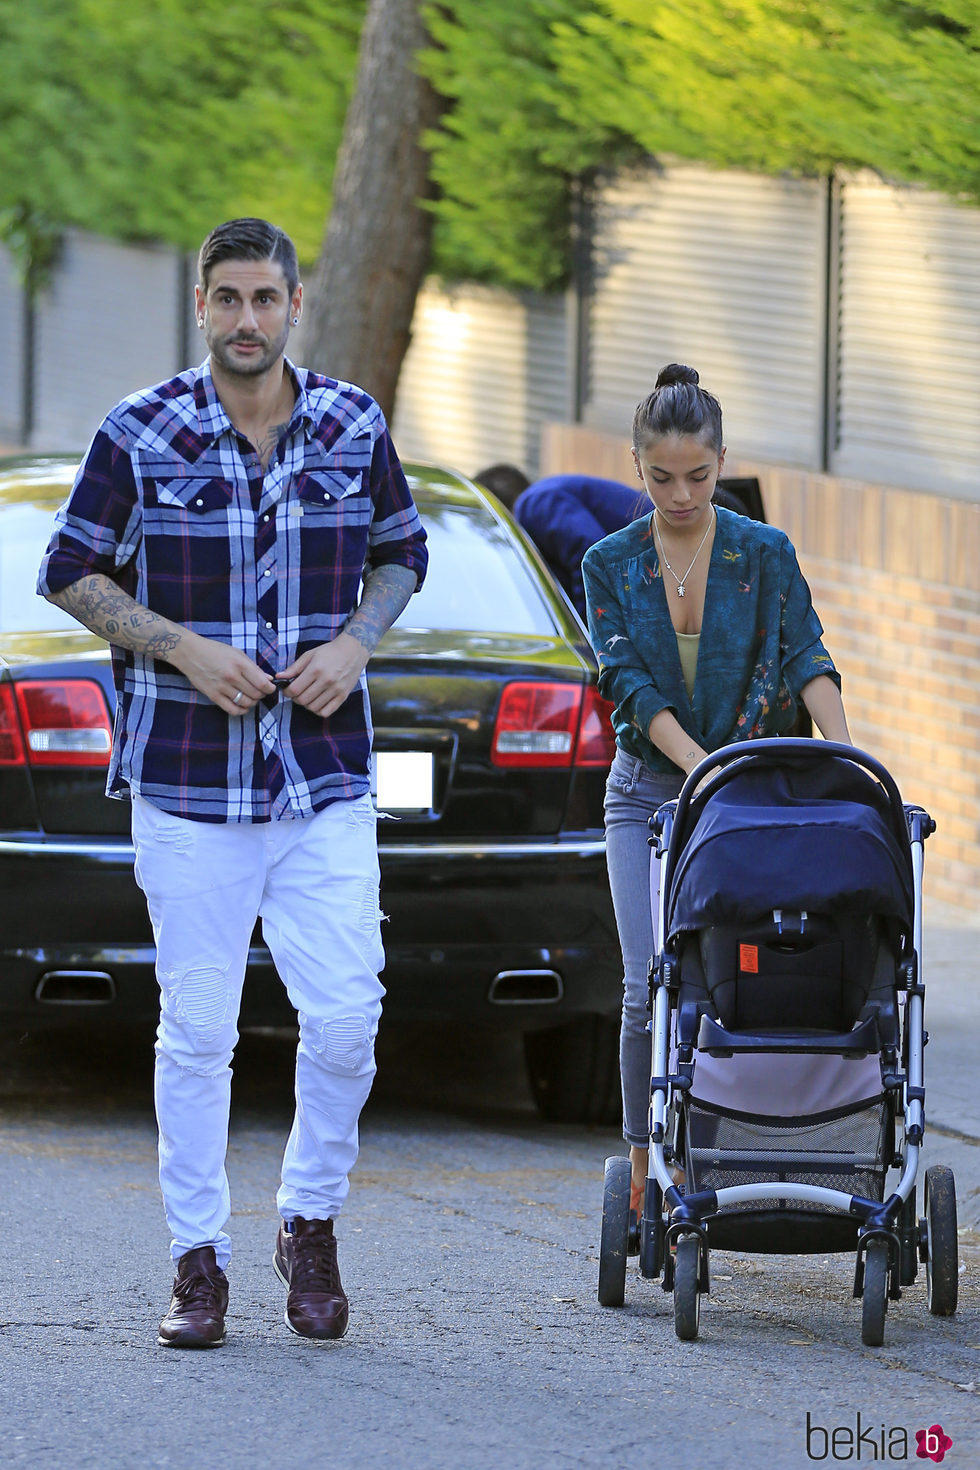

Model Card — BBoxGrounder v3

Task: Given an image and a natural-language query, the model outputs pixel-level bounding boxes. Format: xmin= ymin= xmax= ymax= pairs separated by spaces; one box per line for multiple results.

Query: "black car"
xmin=0 ymin=457 xmax=622 ymax=1122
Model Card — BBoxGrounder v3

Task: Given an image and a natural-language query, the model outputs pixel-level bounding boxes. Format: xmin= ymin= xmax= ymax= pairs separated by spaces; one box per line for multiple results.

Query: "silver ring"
xmin=233 ymin=690 xmax=244 ymax=706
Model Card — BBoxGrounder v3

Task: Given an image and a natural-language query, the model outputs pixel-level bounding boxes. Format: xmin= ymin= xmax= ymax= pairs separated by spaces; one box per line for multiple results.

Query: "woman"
xmin=582 ymin=363 xmax=851 ymax=1227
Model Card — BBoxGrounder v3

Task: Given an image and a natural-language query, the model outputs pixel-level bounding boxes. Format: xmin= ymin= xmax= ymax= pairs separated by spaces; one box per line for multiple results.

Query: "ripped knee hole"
xmin=299 ymin=1013 xmax=374 ymax=1073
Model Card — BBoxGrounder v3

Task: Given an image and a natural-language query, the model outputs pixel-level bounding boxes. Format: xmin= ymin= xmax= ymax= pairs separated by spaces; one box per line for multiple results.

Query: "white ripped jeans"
xmin=132 ymin=793 xmax=385 ymax=1269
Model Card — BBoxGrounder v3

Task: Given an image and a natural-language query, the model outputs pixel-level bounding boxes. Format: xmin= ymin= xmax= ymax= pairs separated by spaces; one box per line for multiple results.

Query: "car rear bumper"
xmin=0 ymin=835 xmax=608 ymax=860
xmin=0 ymin=834 xmax=621 ymax=1029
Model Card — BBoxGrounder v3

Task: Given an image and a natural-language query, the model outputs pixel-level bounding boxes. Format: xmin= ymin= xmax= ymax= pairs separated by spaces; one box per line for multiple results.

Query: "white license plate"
xmin=371 ymin=751 xmax=434 ymax=811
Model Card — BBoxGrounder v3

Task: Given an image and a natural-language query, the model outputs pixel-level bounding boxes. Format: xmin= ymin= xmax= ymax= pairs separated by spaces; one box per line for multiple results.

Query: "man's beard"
xmin=206 ymin=324 xmax=290 ymax=378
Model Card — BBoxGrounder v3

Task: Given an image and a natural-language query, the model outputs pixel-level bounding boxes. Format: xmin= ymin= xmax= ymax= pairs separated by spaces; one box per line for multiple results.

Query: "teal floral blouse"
xmin=582 ymin=506 xmax=840 ymax=775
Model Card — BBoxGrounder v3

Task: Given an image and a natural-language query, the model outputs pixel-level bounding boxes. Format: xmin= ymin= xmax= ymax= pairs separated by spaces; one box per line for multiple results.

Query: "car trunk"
xmin=3 ymin=628 xmax=601 ymax=841
xmin=369 ymin=626 xmax=596 ymax=839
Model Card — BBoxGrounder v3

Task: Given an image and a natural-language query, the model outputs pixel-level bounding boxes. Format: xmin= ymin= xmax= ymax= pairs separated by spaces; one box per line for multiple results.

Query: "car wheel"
xmin=523 ymin=1014 xmax=621 ymax=1124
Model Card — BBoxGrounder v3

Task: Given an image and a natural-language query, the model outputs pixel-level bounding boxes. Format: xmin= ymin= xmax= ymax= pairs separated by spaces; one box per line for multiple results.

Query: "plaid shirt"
xmin=38 ymin=358 xmax=428 ymax=822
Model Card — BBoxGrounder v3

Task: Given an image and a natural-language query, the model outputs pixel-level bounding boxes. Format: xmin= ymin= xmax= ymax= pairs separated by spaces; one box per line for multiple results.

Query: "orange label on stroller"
xmin=739 ymin=944 xmax=759 ymax=973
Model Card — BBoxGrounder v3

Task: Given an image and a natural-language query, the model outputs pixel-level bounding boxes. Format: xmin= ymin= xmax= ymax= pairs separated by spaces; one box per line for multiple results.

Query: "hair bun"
xmin=655 ymin=362 xmax=699 ymax=389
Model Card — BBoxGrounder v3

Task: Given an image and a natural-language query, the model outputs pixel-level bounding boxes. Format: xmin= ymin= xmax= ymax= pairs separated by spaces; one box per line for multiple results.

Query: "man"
xmin=37 ymin=218 xmax=428 ymax=1349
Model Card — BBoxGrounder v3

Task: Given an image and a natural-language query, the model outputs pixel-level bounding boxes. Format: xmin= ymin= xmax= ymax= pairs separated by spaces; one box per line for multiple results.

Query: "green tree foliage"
xmin=420 ymin=0 xmax=613 ymax=288
xmin=1 ymin=0 xmax=976 ymax=293
xmin=422 ymin=0 xmax=979 ymax=288
xmin=545 ymin=0 xmax=980 ymax=200
xmin=0 ymin=0 xmax=364 ymax=274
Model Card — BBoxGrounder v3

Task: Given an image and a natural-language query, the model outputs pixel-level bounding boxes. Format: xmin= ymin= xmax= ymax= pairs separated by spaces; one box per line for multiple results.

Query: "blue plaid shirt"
xmin=38 ymin=358 xmax=428 ymax=822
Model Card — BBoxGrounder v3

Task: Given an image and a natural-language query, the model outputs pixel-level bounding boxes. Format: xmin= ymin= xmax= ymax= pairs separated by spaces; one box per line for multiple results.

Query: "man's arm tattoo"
xmin=48 ymin=574 xmax=183 ymax=659
xmin=343 ymin=564 xmax=418 ymax=654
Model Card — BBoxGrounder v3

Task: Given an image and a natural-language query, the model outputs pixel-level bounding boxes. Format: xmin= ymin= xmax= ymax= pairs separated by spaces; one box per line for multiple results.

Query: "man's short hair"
xmin=198 ymin=218 xmax=301 ymax=297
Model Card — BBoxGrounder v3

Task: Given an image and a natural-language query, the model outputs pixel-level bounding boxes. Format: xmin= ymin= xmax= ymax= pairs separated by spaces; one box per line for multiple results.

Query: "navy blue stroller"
xmin=598 ymin=739 xmax=958 ymax=1345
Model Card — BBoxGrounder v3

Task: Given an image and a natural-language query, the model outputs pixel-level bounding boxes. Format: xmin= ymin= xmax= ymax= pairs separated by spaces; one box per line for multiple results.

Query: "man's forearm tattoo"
xmin=50 ymin=574 xmax=183 ymax=659
xmin=344 ymin=564 xmax=418 ymax=654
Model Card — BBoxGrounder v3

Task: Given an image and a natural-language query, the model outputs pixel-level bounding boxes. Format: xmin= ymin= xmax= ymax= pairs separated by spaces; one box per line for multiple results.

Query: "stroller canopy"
xmin=666 ymin=752 xmax=915 ymax=939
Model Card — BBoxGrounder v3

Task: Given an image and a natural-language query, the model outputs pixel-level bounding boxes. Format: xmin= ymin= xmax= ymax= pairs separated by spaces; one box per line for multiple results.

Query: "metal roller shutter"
xmin=32 ymin=231 xmax=183 ymax=452
xmin=392 ymin=283 xmax=569 ymax=480
xmin=586 ymin=163 xmax=828 ymax=469
xmin=0 ymin=246 xmax=25 ymax=444
xmin=833 ymin=174 xmax=980 ymax=501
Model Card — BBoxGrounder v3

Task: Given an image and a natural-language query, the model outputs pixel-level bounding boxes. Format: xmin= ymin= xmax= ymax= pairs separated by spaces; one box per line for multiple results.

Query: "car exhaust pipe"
xmin=487 ymin=969 xmax=564 ymax=1005
xmin=35 ymin=970 xmax=117 ymax=1006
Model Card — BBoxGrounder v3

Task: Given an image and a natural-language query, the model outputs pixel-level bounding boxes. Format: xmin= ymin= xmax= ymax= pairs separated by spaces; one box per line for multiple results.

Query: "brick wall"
xmin=541 ymin=423 xmax=980 ymax=913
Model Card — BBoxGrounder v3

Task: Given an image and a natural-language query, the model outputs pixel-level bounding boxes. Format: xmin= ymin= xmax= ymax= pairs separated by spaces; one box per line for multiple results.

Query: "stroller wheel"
xmin=860 ymin=1239 xmax=889 ymax=1347
xmin=924 ymin=1164 xmax=958 ymax=1317
xmin=673 ymin=1234 xmax=701 ymax=1341
xmin=598 ymin=1156 xmax=632 ymax=1307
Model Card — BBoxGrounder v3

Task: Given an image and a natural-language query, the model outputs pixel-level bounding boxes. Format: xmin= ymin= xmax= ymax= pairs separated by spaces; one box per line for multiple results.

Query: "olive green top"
xmin=675 ymin=631 xmax=700 ymax=701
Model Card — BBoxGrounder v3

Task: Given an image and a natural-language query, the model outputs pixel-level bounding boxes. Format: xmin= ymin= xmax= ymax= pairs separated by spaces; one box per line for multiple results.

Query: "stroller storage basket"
xmin=687 ymin=1097 xmax=890 ymax=1210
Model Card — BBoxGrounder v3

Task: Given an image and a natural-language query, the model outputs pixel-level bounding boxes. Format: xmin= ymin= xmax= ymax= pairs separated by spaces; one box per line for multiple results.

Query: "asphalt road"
xmin=0 ymin=922 xmax=977 ymax=1470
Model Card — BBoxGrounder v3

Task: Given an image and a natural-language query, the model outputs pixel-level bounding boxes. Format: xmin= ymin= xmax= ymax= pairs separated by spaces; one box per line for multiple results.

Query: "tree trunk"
xmin=303 ymin=0 xmax=440 ymax=422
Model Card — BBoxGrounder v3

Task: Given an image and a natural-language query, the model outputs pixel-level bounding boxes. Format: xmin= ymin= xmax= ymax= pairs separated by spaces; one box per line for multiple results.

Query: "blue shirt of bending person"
xmin=512 ymin=475 xmax=647 ymax=620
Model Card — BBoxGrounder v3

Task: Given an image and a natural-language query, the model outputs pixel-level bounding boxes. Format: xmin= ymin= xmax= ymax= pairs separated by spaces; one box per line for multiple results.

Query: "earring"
xmin=197 ymin=318 xmax=204 ymax=328
xmin=292 ymin=317 xmax=300 ymax=326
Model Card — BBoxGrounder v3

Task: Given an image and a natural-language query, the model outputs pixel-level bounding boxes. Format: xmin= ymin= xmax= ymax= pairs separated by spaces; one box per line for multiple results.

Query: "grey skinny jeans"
xmin=604 ymin=748 xmax=683 ymax=1147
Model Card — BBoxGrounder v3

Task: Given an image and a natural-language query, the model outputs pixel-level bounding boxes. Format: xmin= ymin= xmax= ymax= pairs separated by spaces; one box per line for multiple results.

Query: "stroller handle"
xmin=679 ymin=737 xmax=906 ymax=813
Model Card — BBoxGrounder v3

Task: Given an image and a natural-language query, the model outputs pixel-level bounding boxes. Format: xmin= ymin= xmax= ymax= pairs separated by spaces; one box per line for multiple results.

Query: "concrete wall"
xmin=541 ymin=423 xmax=980 ymax=913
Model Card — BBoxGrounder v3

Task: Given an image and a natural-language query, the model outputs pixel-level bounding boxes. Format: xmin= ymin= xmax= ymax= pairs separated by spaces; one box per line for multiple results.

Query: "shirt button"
xmin=264 ymin=569 xmax=272 ymax=577
xmin=263 ymin=514 xmax=270 ymax=522
xmin=266 ymin=622 xmax=274 ymax=630
xmin=195 ymin=498 xmax=204 ymax=507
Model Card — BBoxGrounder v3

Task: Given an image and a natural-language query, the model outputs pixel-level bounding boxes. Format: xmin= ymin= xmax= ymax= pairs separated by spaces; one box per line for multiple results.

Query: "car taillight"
xmin=3 ymin=679 xmax=112 ymax=768
xmin=492 ymin=682 xmax=581 ymax=767
xmin=491 ymin=681 xmax=616 ymax=769
xmin=574 ymin=685 xmax=617 ymax=767
xmin=0 ymin=684 xmax=26 ymax=765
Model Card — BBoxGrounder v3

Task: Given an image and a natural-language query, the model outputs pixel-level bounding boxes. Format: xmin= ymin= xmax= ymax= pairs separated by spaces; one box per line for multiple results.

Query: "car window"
xmin=396 ymin=500 xmax=558 ymax=635
xmin=4 ymin=489 xmax=561 ymax=639
xmin=1 ymin=503 xmax=80 ymax=634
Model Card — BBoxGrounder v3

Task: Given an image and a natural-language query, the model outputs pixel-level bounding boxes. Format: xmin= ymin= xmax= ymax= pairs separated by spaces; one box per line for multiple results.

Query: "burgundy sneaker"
xmin=273 ymin=1216 xmax=349 ymax=1340
xmin=157 ymin=1245 xmax=228 ymax=1349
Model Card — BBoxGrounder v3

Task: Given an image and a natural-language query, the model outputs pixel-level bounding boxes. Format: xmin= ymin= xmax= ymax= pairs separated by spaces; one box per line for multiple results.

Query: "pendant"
xmin=677 ymin=583 xmax=686 ymax=597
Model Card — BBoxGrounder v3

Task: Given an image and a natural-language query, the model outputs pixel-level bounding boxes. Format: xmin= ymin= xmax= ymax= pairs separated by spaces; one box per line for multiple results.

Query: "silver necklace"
xmin=653 ymin=506 xmax=715 ymax=597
